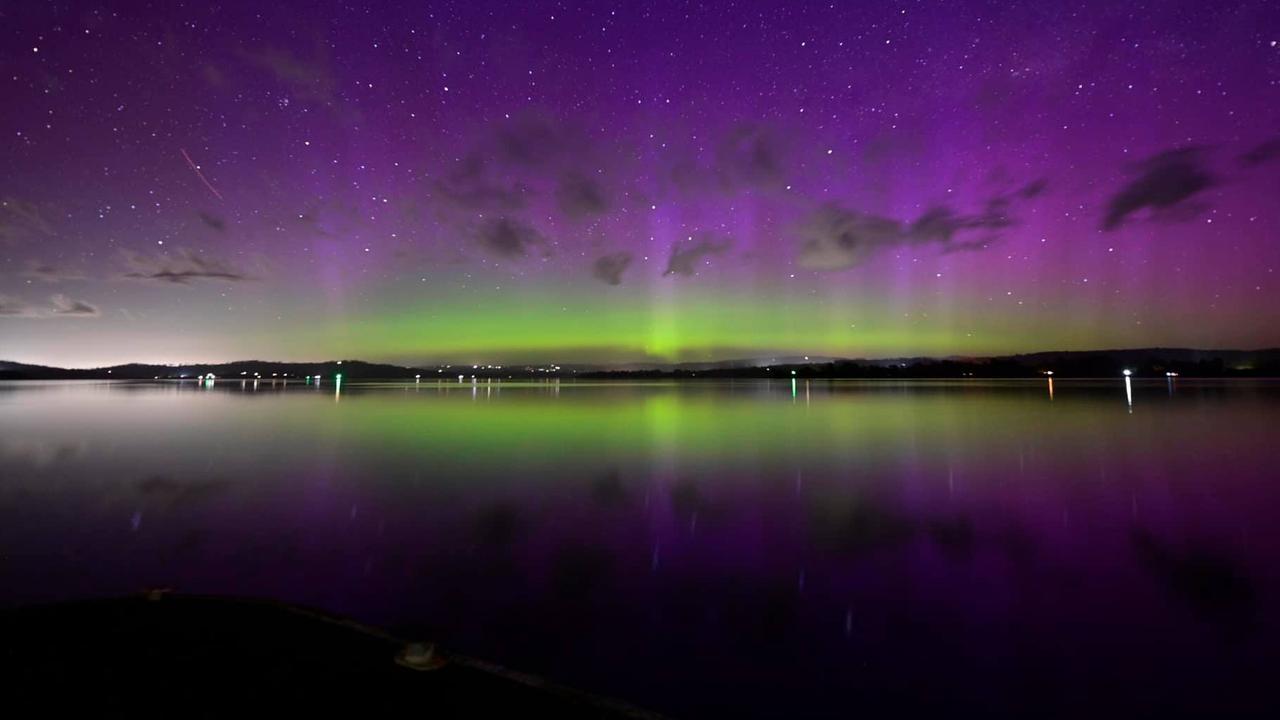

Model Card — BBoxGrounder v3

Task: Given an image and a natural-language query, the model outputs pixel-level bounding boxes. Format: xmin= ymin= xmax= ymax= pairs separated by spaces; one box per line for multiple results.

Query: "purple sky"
xmin=2 ymin=1 xmax=1279 ymax=366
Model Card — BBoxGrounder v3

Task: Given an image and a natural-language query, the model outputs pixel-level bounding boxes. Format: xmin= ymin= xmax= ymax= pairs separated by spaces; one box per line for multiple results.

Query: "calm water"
xmin=1 ymin=378 xmax=1277 ymax=716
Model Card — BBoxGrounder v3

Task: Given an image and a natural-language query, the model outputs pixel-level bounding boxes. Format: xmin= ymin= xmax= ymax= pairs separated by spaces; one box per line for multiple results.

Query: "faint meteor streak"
xmin=180 ymin=148 xmax=224 ymax=201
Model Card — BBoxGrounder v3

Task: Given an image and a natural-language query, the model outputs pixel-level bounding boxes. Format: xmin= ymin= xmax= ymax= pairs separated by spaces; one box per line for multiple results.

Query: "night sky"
xmin=2 ymin=1 xmax=1279 ymax=367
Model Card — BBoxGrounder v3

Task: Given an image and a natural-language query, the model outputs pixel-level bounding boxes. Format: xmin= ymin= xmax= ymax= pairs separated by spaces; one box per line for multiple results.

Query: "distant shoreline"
xmin=4 ymin=347 xmax=1278 ymax=381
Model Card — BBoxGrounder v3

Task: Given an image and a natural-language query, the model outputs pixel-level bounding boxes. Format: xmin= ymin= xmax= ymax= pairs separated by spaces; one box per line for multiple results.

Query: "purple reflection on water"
xmin=1 ymin=379 xmax=1277 ymax=716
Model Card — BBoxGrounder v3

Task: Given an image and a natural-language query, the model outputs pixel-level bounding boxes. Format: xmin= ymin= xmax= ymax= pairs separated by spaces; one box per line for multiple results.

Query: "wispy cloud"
xmin=592 ymin=252 xmax=633 ymax=285
xmin=1102 ymin=148 xmax=1214 ymax=230
xmin=664 ymin=235 xmax=732 ymax=277
xmin=434 ymin=155 xmax=532 ymax=213
xmin=238 ymin=44 xmax=336 ymax=105
xmin=796 ymin=206 xmax=905 ymax=270
xmin=0 ymin=294 xmax=100 ymax=318
xmin=796 ymin=179 xmax=1046 ymax=270
xmin=197 ymin=211 xmax=227 ymax=233
xmin=49 ymin=294 xmax=100 ymax=316
xmin=713 ymin=124 xmax=788 ymax=189
xmin=472 ymin=217 xmax=548 ymax=260
xmin=122 ymin=248 xmax=253 ymax=284
xmin=21 ymin=261 xmax=88 ymax=283
xmin=0 ymin=197 xmax=57 ymax=245
xmin=0 ymin=295 xmax=34 ymax=317
xmin=1240 ymin=137 xmax=1280 ymax=168
xmin=429 ymin=113 xmax=616 ymax=259
xmin=670 ymin=123 xmax=791 ymax=194
xmin=557 ymin=172 xmax=611 ymax=219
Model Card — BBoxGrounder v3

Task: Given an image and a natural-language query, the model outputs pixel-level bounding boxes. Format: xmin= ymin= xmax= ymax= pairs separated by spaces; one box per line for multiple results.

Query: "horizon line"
xmin=5 ymin=345 xmax=1279 ymax=372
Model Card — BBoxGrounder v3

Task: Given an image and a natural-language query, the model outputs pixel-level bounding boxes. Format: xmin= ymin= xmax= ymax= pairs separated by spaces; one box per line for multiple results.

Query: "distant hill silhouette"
xmin=0 ymin=359 xmax=416 ymax=381
xmin=3 ymin=348 xmax=1279 ymax=380
xmin=583 ymin=348 xmax=1280 ymax=379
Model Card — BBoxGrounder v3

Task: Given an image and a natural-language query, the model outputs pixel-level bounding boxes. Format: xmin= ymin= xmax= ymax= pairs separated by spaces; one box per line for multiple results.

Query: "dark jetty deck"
xmin=0 ymin=593 xmax=661 ymax=717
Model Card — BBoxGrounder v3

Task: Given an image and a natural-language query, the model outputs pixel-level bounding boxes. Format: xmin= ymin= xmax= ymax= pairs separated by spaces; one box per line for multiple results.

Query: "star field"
xmin=2 ymin=0 xmax=1279 ymax=365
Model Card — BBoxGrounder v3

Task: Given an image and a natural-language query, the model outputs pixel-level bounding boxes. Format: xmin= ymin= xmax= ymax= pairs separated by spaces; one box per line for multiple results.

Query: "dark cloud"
xmin=557 ymin=172 xmax=610 ymax=218
xmin=664 ymin=235 xmax=732 ymax=277
xmin=122 ymin=248 xmax=252 ymax=284
xmin=21 ymin=262 xmax=87 ymax=283
xmin=906 ymin=201 xmax=1015 ymax=246
xmin=49 ymin=294 xmax=100 ymax=317
xmin=432 ymin=114 xmax=597 ymax=223
xmin=1240 ymin=137 xmax=1280 ymax=167
xmin=669 ymin=123 xmax=790 ymax=194
xmin=797 ymin=205 xmax=905 ymax=270
xmin=940 ymin=236 xmax=998 ymax=255
xmin=434 ymin=116 xmax=786 ymax=240
xmin=967 ymin=195 xmax=1017 ymax=232
xmin=1102 ymin=148 xmax=1215 ymax=230
xmin=473 ymin=217 xmax=547 ymax=259
xmin=492 ymin=114 xmax=571 ymax=168
xmin=198 ymin=211 xmax=227 ymax=232
xmin=908 ymin=206 xmax=968 ymax=243
xmin=430 ymin=115 xmax=622 ymax=261
xmin=714 ymin=124 xmax=787 ymax=188
xmin=1018 ymin=177 xmax=1049 ymax=199
xmin=434 ymin=154 xmax=531 ymax=212
xmin=289 ymin=200 xmax=373 ymax=239
xmin=592 ymin=252 xmax=633 ymax=285
xmin=798 ymin=184 xmax=1039 ymax=270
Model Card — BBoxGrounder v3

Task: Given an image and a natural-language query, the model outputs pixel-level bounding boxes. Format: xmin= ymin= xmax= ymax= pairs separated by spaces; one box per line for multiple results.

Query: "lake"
xmin=1 ymin=378 xmax=1277 ymax=716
